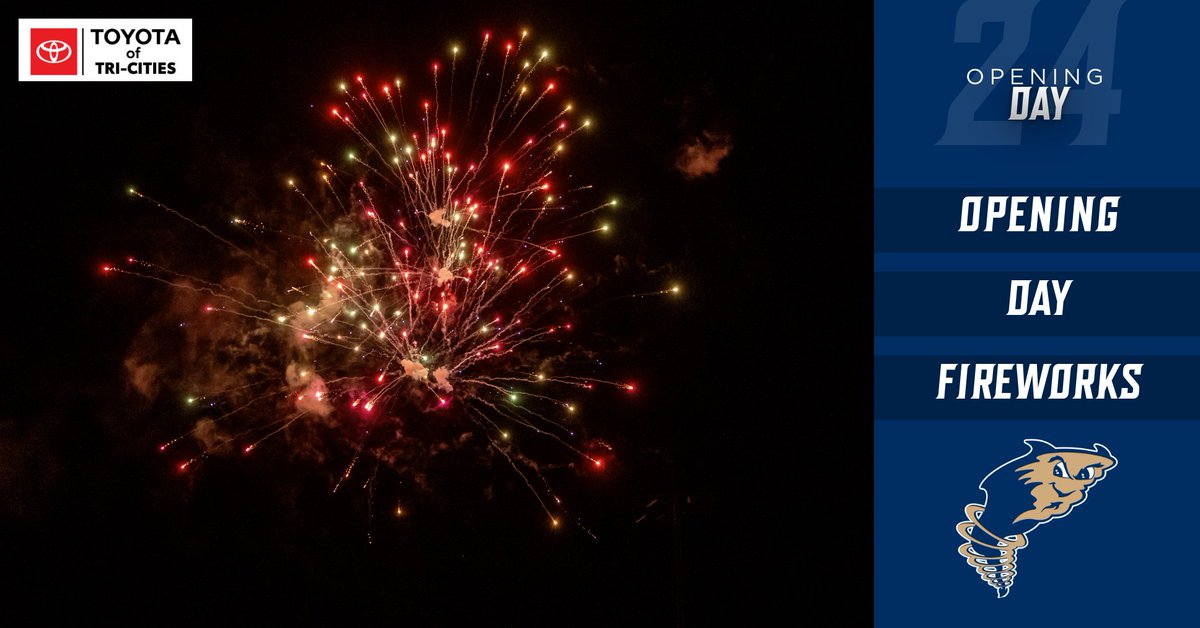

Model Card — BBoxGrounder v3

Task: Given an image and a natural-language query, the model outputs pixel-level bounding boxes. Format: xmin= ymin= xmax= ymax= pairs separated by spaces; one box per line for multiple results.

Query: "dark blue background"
xmin=875 ymin=421 xmax=1195 ymax=626
xmin=875 ymin=189 xmax=1200 ymax=252
xmin=875 ymin=273 xmax=1200 ymax=335
xmin=875 ymin=356 xmax=1200 ymax=419
xmin=875 ymin=0 xmax=1200 ymax=622
xmin=874 ymin=1 xmax=1200 ymax=187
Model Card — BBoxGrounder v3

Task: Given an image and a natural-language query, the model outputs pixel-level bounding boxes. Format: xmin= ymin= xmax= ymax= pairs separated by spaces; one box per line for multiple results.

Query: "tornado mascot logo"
xmin=956 ymin=439 xmax=1117 ymax=598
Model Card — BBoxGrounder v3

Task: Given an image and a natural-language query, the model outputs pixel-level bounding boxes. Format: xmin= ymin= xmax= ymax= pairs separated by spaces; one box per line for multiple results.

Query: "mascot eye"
xmin=1053 ymin=461 xmax=1068 ymax=478
xmin=1075 ymin=467 xmax=1095 ymax=480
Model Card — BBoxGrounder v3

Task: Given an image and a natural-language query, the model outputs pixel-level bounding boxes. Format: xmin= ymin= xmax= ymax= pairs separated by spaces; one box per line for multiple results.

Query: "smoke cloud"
xmin=675 ymin=130 xmax=733 ymax=179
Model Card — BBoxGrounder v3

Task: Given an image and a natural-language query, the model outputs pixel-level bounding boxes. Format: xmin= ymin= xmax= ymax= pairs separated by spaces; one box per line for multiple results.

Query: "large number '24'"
xmin=938 ymin=0 xmax=1125 ymax=146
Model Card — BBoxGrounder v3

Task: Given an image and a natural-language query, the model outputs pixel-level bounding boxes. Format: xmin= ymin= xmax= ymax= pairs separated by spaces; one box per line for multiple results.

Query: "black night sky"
xmin=5 ymin=3 xmax=856 ymax=624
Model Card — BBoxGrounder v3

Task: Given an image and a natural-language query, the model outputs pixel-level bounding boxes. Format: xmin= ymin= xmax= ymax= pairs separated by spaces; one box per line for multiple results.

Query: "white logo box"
xmin=18 ymin=18 xmax=193 ymax=82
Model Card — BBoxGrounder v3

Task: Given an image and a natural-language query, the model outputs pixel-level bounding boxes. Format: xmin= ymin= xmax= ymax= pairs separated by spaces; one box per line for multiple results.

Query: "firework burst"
xmin=107 ymin=31 xmax=634 ymax=532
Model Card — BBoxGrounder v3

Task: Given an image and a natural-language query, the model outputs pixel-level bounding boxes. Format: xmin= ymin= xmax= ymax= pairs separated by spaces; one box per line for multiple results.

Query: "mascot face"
xmin=1012 ymin=448 xmax=1116 ymax=523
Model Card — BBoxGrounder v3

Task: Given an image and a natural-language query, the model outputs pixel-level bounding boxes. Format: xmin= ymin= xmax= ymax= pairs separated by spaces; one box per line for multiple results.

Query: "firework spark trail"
xmin=112 ymin=32 xmax=643 ymax=530
xmin=131 ymin=191 xmax=270 ymax=269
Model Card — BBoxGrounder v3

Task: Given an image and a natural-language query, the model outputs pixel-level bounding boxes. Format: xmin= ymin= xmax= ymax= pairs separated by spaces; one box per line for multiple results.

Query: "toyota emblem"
xmin=35 ymin=39 xmax=72 ymax=64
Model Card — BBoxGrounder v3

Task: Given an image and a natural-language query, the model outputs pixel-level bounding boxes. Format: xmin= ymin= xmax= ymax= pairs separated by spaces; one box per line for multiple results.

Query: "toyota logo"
xmin=36 ymin=40 xmax=72 ymax=64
